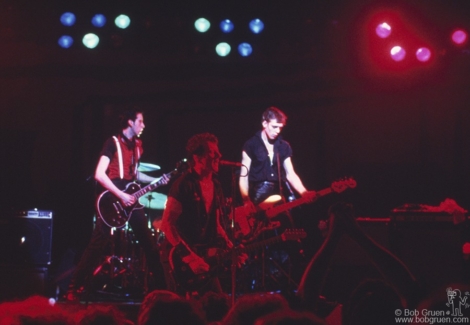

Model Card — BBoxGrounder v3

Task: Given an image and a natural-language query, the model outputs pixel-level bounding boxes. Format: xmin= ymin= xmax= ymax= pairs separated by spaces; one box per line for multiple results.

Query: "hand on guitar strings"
xmin=182 ymin=252 xmax=210 ymax=274
xmin=119 ymin=192 xmax=136 ymax=207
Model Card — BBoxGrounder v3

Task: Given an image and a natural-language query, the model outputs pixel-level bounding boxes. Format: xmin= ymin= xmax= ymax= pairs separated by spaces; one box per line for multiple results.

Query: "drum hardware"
xmin=137 ymin=162 xmax=161 ymax=172
xmin=139 ymin=192 xmax=168 ymax=210
xmin=91 ymin=225 xmax=149 ymax=299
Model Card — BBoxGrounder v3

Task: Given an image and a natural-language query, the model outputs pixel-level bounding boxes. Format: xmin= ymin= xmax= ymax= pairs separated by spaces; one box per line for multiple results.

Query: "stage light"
xmin=376 ymin=22 xmax=391 ymax=38
xmin=58 ymin=35 xmax=73 ymax=48
xmin=115 ymin=15 xmax=131 ymax=29
xmin=249 ymin=19 xmax=264 ymax=34
xmin=416 ymin=47 xmax=431 ymax=62
xmin=60 ymin=12 xmax=76 ymax=27
xmin=91 ymin=14 xmax=106 ymax=28
xmin=220 ymin=19 xmax=234 ymax=33
xmin=452 ymin=29 xmax=467 ymax=45
xmin=391 ymin=46 xmax=406 ymax=61
xmin=216 ymin=42 xmax=231 ymax=57
xmin=195 ymin=18 xmax=211 ymax=33
xmin=82 ymin=33 xmax=100 ymax=49
xmin=238 ymin=43 xmax=252 ymax=57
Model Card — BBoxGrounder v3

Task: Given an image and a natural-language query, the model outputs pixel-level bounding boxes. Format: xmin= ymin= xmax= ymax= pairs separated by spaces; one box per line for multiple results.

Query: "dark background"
xmin=2 ymin=0 xmax=470 ymax=274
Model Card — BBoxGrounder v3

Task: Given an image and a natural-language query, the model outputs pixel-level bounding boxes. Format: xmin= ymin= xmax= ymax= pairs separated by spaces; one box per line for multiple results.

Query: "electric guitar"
xmin=96 ymin=159 xmax=188 ymax=228
xmin=169 ymin=228 xmax=307 ymax=292
xmin=234 ymin=177 xmax=357 ymax=240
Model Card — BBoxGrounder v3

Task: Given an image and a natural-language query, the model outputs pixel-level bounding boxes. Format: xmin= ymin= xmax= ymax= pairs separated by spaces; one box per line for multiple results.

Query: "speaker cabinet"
xmin=0 ymin=211 xmax=53 ymax=265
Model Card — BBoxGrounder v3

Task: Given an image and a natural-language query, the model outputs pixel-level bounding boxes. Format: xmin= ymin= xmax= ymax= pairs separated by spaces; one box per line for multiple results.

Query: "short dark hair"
xmin=186 ymin=132 xmax=219 ymax=162
xmin=262 ymin=106 xmax=287 ymax=124
xmin=119 ymin=107 xmax=144 ymax=129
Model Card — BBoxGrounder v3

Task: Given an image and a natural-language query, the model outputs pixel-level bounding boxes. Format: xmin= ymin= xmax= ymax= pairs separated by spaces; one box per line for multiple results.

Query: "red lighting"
xmin=451 ymin=29 xmax=467 ymax=45
xmin=376 ymin=22 xmax=392 ymax=38
xmin=390 ymin=46 xmax=406 ymax=62
xmin=415 ymin=47 xmax=431 ymax=62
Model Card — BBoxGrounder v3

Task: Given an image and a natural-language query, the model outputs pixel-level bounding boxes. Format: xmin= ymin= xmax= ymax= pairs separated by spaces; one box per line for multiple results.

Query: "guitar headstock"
xmin=175 ymin=158 xmax=190 ymax=174
xmin=281 ymin=229 xmax=307 ymax=241
xmin=331 ymin=177 xmax=357 ymax=193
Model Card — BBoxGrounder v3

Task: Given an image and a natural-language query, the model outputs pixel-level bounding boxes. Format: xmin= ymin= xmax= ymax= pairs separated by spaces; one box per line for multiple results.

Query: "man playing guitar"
xmin=237 ymin=107 xmax=316 ymax=291
xmin=66 ymin=108 xmax=169 ymax=301
xmin=160 ymin=133 xmax=246 ymax=296
xmin=239 ymin=106 xmax=316 ymax=220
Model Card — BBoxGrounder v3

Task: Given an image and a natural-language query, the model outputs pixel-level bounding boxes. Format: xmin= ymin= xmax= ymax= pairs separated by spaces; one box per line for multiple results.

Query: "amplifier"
xmin=13 ymin=209 xmax=53 ymax=219
xmin=390 ymin=212 xmax=457 ymax=223
xmin=0 ymin=210 xmax=53 ymax=265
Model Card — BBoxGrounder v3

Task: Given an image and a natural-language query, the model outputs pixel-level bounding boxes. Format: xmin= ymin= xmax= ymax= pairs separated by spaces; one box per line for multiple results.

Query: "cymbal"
xmin=138 ymin=162 xmax=161 ymax=172
xmin=139 ymin=192 xmax=167 ymax=210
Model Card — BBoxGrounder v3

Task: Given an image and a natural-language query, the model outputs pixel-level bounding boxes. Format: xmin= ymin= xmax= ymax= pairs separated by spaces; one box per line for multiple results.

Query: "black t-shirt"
xmin=242 ymin=131 xmax=293 ymax=184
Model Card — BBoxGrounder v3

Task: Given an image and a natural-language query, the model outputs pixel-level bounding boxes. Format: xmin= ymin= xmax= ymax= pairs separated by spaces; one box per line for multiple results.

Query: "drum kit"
xmin=92 ymin=162 xmax=168 ymax=299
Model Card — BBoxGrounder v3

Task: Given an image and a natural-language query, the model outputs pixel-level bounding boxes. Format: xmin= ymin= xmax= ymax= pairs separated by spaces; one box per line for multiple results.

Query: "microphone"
xmin=219 ymin=160 xmax=242 ymax=167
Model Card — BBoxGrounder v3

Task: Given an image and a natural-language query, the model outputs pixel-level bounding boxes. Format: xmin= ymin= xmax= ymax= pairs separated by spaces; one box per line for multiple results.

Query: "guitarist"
xmin=239 ymin=106 xmax=316 ymax=226
xmin=160 ymin=133 xmax=246 ymax=296
xmin=66 ymin=108 xmax=170 ymax=302
xmin=238 ymin=107 xmax=316 ymax=291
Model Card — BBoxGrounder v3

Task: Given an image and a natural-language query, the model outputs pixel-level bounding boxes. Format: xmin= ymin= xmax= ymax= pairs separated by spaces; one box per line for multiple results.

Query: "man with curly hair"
xmin=160 ymin=133 xmax=244 ymax=296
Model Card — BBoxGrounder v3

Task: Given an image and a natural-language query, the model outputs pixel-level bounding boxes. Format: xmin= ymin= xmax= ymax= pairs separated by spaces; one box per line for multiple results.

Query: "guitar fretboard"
xmin=132 ymin=170 xmax=175 ymax=199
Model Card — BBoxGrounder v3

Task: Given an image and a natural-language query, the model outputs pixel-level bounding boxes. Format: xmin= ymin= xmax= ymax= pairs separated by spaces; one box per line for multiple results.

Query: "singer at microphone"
xmin=219 ymin=160 xmax=242 ymax=167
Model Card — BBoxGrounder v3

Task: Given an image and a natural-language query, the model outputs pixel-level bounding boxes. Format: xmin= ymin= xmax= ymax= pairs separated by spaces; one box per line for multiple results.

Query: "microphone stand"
xmin=228 ymin=165 xmax=238 ymax=306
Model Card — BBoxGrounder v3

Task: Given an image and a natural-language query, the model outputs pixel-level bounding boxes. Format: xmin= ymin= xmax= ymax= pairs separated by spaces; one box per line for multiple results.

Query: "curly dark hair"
xmin=185 ymin=132 xmax=219 ymax=162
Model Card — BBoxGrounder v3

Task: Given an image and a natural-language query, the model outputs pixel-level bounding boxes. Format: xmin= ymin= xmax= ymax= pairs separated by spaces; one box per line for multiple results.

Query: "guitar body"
xmin=169 ymin=229 xmax=306 ymax=292
xmin=96 ymin=159 xmax=190 ymax=228
xmin=169 ymin=246 xmax=225 ymax=292
xmin=96 ymin=182 xmax=144 ymax=228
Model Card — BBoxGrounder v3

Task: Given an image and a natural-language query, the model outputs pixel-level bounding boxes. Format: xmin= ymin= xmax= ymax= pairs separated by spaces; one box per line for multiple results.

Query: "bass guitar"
xmin=96 ymin=159 xmax=188 ymax=228
xmin=234 ymin=177 xmax=357 ymax=241
xmin=169 ymin=228 xmax=307 ymax=292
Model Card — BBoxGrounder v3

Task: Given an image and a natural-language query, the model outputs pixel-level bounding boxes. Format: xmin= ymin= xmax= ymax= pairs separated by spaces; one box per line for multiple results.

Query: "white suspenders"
xmin=112 ymin=136 xmax=141 ymax=180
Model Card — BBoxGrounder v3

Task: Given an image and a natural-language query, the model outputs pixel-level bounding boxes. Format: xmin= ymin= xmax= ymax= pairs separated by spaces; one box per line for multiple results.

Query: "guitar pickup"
xmin=112 ymin=202 xmax=123 ymax=214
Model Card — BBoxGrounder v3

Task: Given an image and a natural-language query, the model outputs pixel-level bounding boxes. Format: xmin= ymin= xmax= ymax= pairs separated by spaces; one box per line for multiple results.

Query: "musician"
xmin=66 ymin=108 xmax=169 ymax=302
xmin=238 ymin=107 xmax=315 ymax=292
xmin=160 ymin=133 xmax=245 ymax=296
xmin=239 ymin=106 xmax=315 ymax=214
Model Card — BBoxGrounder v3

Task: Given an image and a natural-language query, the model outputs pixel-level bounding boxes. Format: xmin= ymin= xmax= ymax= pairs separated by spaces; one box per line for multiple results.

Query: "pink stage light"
xmin=415 ymin=47 xmax=431 ymax=62
xmin=376 ymin=22 xmax=392 ymax=38
xmin=390 ymin=46 xmax=406 ymax=62
xmin=452 ymin=29 xmax=467 ymax=45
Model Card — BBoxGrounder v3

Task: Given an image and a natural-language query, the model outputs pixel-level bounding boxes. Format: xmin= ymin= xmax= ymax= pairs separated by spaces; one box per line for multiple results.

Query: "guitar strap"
xmin=276 ymin=152 xmax=294 ymax=227
xmin=276 ymin=152 xmax=285 ymax=203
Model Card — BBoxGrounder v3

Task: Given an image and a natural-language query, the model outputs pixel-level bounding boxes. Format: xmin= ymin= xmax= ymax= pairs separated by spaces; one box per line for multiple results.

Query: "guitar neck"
xmin=264 ymin=187 xmax=333 ymax=218
xmin=240 ymin=235 xmax=285 ymax=254
xmin=132 ymin=170 xmax=174 ymax=200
